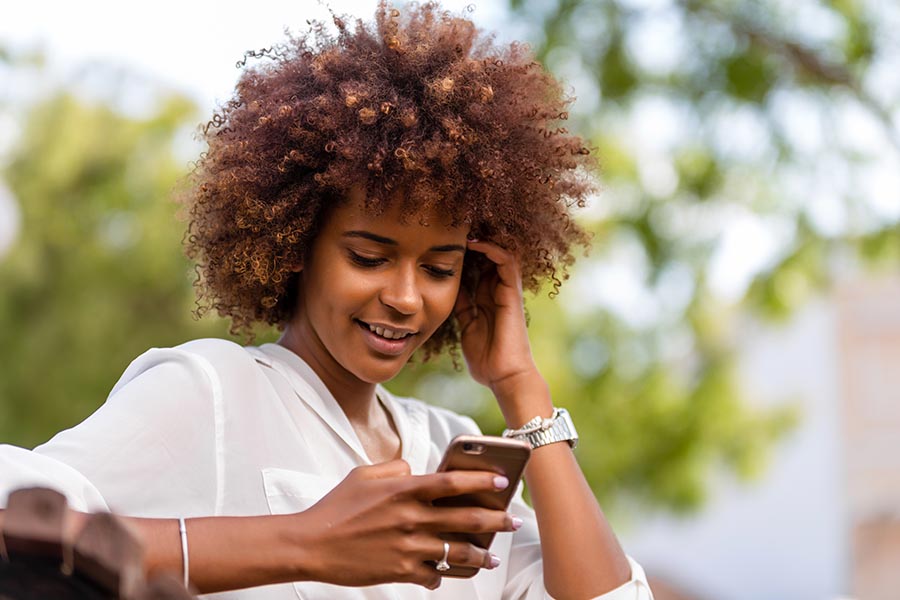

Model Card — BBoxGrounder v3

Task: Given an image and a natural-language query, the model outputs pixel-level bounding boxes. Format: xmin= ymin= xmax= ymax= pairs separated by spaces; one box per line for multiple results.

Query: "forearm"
xmin=494 ymin=375 xmax=631 ymax=600
xmin=1 ymin=506 xmax=306 ymax=594
xmin=126 ymin=513 xmax=307 ymax=593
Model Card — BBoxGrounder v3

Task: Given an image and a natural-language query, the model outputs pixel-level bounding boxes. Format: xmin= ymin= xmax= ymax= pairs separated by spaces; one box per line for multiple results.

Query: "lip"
xmin=355 ymin=320 xmax=418 ymax=356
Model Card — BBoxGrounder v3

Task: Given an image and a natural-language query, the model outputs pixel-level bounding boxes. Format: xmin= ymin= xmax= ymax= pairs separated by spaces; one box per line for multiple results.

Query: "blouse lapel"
xmin=376 ymin=388 xmax=431 ymax=475
xmin=253 ymin=344 xmax=372 ymax=466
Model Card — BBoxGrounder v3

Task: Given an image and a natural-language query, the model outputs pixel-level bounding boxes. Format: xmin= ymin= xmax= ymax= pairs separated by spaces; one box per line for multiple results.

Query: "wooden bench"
xmin=0 ymin=488 xmax=195 ymax=599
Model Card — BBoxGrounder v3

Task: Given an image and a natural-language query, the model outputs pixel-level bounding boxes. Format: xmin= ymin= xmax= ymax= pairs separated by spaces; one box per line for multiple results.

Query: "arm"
xmin=125 ymin=462 xmax=519 ymax=593
xmin=1 ymin=463 xmax=519 ymax=594
xmin=458 ymin=239 xmax=642 ymax=600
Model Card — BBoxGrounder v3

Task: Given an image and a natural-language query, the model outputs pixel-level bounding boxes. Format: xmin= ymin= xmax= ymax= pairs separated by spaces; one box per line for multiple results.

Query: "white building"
xmin=624 ymin=275 xmax=900 ymax=600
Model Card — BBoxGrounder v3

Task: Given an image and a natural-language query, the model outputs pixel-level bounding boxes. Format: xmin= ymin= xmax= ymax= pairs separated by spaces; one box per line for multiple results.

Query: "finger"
xmin=421 ymin=506 xmax=517 ymax=534
xmin=466 ymin=240 xmax=522 ymax=292
xmin=453 ymin=290 xmax=480 ymax=332
xmin=410 ymin=564 xmax=442 ymax=590
xmin=466 ymin=240 xmax=519 ymax=274
xmin=466 ymin=239 xmax=514 ymax=265
xmin=447 ymin=541 xmax=499 ymax=570
xmin=453 ymin=287 xmax=475 ymax=318
xmin=354 ymin=459 xmax=411 ymax=480
xmin=410 ymin=470 xmax=509 ymax=501
xmin=424 ymin=539 xmax=499 ymax=572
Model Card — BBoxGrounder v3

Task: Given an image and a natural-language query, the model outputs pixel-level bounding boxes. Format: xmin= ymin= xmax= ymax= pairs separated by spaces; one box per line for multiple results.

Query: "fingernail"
xmin=467 ymin=237 xmax=480 ymax=242
xmin=511 ymin=516 xmax=523 ymax=530
xmin=489 ymin=554 xmax=501 ymax=568
xmin=493 ymin=475 xmax=509 ymax=490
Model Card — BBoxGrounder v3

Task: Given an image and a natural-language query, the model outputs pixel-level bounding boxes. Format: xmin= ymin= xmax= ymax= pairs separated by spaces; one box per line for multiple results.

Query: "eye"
xmin=425 ymin=265 xmax=456 ymax=279
xmin=348 ymin=250 xmax=386 ymax=268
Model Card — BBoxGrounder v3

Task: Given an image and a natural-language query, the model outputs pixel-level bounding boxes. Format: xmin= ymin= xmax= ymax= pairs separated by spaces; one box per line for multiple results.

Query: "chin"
xmin=351 ymin=357 xmax=409 ymax=385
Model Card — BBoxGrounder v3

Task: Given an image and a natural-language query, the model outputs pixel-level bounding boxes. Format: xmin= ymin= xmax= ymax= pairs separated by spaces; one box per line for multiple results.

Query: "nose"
xmin=379 ymin=263 xmax=423 ymax=315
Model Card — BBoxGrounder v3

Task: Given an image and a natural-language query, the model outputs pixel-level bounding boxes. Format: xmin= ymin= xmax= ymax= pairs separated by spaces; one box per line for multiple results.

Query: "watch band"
xmin=502 ymin=408 xmax=579 ymax=449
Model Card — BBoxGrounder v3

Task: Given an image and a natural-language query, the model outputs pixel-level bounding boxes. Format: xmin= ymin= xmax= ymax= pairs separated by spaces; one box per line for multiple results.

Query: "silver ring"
xmin=435 ymin=541 xmax=451 ymax=572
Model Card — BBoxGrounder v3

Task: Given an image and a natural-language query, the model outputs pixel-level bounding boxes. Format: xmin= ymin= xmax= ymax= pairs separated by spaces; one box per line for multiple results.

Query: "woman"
xmin=0 ymin=3 xmax=652 ymax=599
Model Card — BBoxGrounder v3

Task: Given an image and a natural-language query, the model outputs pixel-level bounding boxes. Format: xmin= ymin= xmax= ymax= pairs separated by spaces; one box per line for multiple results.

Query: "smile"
xmin=356 ymin=320 xmax=416 ymax=340
xmin=355 ymin=319 xmax=418 ymax=357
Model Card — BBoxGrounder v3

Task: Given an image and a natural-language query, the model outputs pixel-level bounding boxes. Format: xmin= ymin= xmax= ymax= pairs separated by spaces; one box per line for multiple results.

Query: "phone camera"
xmin=462 ymin=442 xmax=486 ymax=455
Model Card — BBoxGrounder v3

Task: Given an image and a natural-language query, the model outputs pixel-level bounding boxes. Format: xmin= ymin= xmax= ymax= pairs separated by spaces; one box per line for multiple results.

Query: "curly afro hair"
xmin=183 ymin=1 xmax=595 ymax=357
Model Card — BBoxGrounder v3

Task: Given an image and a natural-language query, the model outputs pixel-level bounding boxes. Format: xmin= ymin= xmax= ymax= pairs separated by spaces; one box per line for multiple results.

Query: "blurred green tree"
xmin=0 ymin=72 xmax=239 ymax=447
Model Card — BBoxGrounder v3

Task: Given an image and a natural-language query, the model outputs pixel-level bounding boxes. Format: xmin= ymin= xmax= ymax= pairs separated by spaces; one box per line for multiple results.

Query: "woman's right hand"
xmin=290 ymin=459 xmax=519 ymax=589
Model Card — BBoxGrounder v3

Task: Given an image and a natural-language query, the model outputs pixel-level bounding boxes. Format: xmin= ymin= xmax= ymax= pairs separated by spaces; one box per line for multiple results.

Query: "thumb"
xmin=355 ymin=459 xmax=411 ymax=480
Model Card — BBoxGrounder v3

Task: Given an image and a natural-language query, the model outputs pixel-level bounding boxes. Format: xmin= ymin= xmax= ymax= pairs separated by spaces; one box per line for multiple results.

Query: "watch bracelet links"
xmin=501 ymin=407 xmax=578 ymax=449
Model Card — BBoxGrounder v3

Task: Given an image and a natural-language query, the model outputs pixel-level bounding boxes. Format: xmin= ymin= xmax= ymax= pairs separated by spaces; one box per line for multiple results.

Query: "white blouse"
xmin=0 ymin=339 xmax=652 ymax=600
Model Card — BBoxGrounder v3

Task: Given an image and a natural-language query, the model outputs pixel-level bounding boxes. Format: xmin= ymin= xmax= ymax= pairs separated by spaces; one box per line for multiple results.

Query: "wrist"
xmin=503 ymin=407 xmax=579 ymax=450
xmin=277 ymin=512 xmax=320 ymax=583
xmin=491 ymin=370 xmax=554 ymax=428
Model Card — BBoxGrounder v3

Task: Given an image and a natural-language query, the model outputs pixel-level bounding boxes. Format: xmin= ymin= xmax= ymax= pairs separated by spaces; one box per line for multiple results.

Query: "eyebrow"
xmin=343 ymin=230 xmax=466 ymax=253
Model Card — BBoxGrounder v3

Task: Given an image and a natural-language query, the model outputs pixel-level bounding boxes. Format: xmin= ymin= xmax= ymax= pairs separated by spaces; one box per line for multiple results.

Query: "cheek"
xmin=315 ymin=269 xmax=373 ymax=319
xmin=424 ymin=280 xmax=461 ymax=327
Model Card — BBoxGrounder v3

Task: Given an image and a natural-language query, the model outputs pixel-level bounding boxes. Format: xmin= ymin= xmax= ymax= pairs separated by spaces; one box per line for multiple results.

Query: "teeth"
xmin=367 ymin=323 xmax=409 ymax=340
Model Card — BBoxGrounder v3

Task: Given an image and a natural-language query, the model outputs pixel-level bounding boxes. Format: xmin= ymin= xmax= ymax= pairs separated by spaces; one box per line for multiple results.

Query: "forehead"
xmin=324 ymin=187 xmax=469 ymax=240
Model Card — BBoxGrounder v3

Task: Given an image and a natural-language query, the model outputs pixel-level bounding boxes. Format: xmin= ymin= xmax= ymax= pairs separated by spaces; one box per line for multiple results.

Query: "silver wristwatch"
xmin=502 ymin=408 xmax=579 ymax=450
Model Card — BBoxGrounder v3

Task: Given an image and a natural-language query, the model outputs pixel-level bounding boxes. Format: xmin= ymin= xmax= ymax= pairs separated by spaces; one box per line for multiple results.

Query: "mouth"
xmin=355 ymin=319 xmax=419 ymax=356
xmin=355 ymin=319 xmax=417 ymax=340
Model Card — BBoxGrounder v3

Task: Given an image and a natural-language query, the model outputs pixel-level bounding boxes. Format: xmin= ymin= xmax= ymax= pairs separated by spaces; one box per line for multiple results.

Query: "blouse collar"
xmin=254 ymin=343 xmax=428 ymax=472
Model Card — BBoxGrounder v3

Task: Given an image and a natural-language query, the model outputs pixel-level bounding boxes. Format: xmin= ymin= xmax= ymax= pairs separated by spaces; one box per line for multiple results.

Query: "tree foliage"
xmin=0 ymin=70 xmax=240 ymax=447
xmin=427 ymin=0 xmax=896 ymax=513
xmin=397 ymin=0 xmax=899 ymax=514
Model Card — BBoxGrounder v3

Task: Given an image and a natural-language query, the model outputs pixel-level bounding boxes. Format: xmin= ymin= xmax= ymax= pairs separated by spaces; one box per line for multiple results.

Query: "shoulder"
xmin=108 ymin=338 xmax=259 ymax=398
xmin=176 ymin=337 xmax=252 ymax=362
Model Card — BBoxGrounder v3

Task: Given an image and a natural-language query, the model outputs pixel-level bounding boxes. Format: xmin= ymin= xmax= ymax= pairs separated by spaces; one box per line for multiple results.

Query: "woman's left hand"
xmin=455 ymin=239 xmax=541 ymax=400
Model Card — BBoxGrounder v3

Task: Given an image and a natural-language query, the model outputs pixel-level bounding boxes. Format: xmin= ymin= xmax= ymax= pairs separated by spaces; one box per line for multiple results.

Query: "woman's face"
xmin=289 ymin=189 xmax=468 ymax=387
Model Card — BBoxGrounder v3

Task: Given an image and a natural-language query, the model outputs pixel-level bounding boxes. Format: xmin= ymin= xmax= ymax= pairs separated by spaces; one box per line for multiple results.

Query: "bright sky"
xmin=2 ymin=0 xmax=512 ymax=112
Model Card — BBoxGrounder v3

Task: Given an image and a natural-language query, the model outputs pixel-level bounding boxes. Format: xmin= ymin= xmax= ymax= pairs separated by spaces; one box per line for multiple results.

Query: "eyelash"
xmin=348 ymin=252 xmax=385 ymax=268
xmin=348 ymin=251 xmax=456 ymax=279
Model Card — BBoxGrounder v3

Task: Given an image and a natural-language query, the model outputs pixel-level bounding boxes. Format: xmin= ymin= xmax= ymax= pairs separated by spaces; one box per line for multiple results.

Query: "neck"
xmin=276 ymin=324 xmax=380 ymax=425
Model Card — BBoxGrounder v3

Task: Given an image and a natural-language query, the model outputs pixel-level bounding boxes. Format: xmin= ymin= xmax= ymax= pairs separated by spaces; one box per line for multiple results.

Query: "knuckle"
xmin=459 ymin=544 xmax=480 ymax=566
xmin=395 ymin=557 xmax=417 ymax=577
xmin=467 ymin=510 xmax=487 ymax=532
xmin=397 ymin=507 xmax=419 ymax=534
xmin=416 ymin=569 xmax=441 ymax=589
xmin=386 ymin=481 xmax=413 ymax=502
xmin=398 ymin=532 xmax=420 ymax=553
xmin=442 ymin=471 xmax=466 ymax=495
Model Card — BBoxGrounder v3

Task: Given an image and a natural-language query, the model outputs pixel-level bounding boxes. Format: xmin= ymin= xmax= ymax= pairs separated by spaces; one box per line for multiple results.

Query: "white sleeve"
xmin=0 ymin=444 xmax=109 ymax=512
xmin=503 ymin=489 xmax=654 ymax=600
xmin=32 ymin=347 xmax=223 ymax=518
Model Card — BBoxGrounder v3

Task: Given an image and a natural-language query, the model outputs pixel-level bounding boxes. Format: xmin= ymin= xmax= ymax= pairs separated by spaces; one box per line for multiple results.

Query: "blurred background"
xmin=1 ymin=0 xmax=898 ymax=598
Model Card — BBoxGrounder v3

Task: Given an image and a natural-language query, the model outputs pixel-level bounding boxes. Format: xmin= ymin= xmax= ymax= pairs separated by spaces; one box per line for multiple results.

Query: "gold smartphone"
xmin=432 ymin=434 xmax=532 ymax=578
